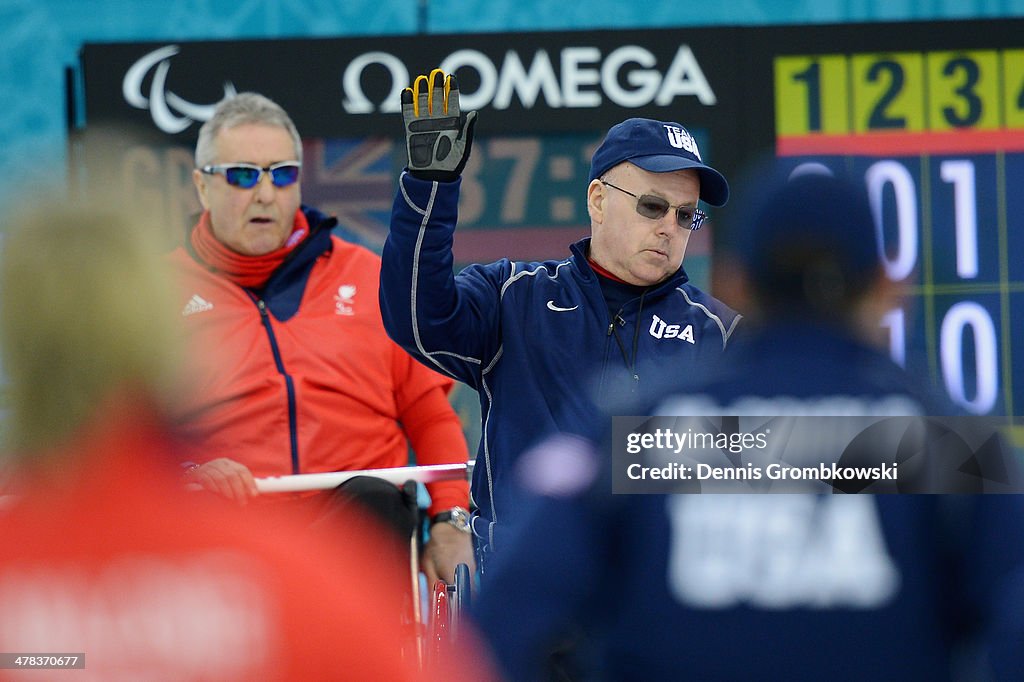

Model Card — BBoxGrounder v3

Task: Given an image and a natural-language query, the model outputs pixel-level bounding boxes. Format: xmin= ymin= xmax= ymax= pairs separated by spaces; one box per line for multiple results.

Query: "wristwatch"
xmin=431 ymin=506 xmax=472 ymax=534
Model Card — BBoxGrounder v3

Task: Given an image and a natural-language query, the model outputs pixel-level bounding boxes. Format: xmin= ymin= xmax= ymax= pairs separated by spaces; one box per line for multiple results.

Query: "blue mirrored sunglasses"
xmin=201 ymin=161 xmax=301 ymax=189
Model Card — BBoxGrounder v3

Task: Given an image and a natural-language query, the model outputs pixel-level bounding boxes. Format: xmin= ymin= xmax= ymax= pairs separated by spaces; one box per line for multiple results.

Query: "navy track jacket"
xmin=380 ymin=172 xmax=741 ymax=538
xmin=474 ymin=319 xmax=1024 ymax=681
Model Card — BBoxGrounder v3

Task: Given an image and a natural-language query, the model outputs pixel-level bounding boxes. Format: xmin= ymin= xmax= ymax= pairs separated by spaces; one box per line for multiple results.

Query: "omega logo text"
xmin=341 ymin=45 xmax=716 ymax=115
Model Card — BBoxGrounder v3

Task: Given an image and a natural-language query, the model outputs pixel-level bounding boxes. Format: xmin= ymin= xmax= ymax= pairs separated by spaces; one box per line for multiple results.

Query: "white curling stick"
xmin=254 ymin=460 xmax=475 ymax=494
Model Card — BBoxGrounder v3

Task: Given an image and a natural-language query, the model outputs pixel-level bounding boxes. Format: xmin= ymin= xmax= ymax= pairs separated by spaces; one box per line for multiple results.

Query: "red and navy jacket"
xmin=380 ymin=173 xmax=741 ymax=536
xmin=169 ymin=206 xmax=469 ymax=515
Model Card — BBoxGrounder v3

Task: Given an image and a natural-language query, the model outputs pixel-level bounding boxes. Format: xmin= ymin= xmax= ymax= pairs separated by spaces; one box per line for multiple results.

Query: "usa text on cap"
xmin=589 ymin=118 xmax=729 ymax=207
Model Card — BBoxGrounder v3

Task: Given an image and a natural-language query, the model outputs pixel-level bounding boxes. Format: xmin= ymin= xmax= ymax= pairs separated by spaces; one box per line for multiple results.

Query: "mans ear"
xmin=192 ymin=169 xmax=210 ymax=210
xmin=586 ymin=179 xmax=606 ymax=224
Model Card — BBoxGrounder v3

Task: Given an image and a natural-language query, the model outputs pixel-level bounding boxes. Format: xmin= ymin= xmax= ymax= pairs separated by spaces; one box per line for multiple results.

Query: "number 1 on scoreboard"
xmin=774 ymin=55 xmax=849 ymax=137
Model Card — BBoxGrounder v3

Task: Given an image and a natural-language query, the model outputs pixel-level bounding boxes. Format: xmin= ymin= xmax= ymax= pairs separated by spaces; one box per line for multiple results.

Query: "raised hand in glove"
xmin=402 ymin=68 xmax=477 ymax=183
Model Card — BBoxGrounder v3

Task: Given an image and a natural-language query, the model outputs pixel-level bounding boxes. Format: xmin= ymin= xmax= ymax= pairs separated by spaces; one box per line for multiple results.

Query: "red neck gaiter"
xmin=588 ymin=257 xmax=630 ymax=284
xmin=189 ymin=210 xmax=309 ymax=288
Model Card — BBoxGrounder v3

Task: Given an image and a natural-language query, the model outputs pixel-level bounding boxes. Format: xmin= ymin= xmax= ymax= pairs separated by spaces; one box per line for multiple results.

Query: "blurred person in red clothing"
xmin=0 ymin=197 xmax=498 ymax=680
xmin=169 ymin=92 xmax=474 ymax=585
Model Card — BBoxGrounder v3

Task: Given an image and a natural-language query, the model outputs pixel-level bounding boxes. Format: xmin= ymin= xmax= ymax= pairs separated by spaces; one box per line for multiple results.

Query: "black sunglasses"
xmin=601 ymin=179 xmax=707 ymax=230
xmin=201 ymin=161 xmax=302 ymax=189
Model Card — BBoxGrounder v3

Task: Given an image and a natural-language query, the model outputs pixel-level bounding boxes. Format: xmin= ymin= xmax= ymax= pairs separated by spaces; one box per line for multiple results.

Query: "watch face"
xmin=449 ymin=507 xmax=471 ymax=532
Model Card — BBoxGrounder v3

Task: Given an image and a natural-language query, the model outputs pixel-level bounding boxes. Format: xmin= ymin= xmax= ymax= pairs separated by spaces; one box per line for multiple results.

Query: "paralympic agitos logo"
xmin=122 ymin=45 xmax=237 ymax=134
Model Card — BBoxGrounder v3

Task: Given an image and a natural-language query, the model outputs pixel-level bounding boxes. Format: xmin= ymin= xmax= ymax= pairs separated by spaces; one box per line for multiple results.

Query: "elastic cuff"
xmin=407 ymin=168 xmax=459 ymax=183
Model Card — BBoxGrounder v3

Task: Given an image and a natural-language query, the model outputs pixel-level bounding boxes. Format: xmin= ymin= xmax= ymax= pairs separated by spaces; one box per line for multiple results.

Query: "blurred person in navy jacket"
xmin=472 ymin=170 xmax=1024 ymax=681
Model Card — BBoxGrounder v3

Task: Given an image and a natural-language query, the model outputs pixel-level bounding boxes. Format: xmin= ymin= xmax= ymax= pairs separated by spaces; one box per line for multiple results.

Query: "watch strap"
xmin=431 ymin=510 xmax=458 ymax=524
xmin=431 ymin=506 xmax=471 ymax=532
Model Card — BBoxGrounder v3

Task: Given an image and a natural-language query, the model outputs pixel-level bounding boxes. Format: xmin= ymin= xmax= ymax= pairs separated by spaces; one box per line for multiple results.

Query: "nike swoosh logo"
xmin=546 ymin=300 xmax=579 ymax=312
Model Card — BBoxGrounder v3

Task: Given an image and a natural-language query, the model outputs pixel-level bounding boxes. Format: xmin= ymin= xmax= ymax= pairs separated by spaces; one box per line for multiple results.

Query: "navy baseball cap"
xmin=589 ymin=118 xmax=729 ymax=207
xmin=739 ymin=169 xmax=880 ymax=299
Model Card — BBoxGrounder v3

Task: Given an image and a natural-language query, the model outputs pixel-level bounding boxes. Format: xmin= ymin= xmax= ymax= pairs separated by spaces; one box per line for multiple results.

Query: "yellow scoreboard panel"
xmin=775 ymin=50 xmax=1024 ymax=155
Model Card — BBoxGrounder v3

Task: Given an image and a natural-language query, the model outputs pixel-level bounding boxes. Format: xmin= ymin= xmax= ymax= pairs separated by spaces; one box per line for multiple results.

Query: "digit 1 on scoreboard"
xmin=774 ymin=55 xmax=850 ymax=137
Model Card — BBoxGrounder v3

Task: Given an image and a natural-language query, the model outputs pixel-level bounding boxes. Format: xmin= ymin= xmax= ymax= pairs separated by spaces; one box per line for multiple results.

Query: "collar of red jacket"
xmin=189 ymin=209 xmax=309 ymax=289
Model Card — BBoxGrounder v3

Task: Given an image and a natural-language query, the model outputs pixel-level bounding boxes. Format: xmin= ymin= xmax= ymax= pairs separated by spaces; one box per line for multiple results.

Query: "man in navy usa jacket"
xmin=472 ymin=171 xmax=1024 ymax=681
xmin=379 ymin=69 xmax=741 ymax=567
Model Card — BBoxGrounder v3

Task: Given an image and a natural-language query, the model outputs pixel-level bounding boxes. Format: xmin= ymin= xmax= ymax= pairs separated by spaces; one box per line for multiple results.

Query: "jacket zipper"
xmin=256 ymin=299 xmax=301 ymax=474
xmin=609 ymin=296 xmax=646 ymax=388
xmin=600 ymin=315 xmax=617 ymax=396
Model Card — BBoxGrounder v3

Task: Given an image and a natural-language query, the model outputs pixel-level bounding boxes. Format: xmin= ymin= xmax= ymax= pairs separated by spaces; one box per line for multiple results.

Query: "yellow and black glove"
xmin=401 ymin=68 xmax=477 ymax=183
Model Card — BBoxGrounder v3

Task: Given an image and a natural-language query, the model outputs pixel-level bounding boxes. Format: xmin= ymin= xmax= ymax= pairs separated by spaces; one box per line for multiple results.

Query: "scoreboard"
xmin=767 ymin=43 xmax=1024 ymax=424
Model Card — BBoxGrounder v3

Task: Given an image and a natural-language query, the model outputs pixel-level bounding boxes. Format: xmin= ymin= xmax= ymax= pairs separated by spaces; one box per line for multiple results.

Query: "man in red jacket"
xmin=0 ymin=200 xmax=498 ymax=680
xmin=168 ymin=92 xmax=474 ymax=585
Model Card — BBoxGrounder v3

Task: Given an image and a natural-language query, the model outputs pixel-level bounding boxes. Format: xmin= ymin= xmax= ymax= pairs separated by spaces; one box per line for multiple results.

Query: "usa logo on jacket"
xmin=649 ymin=314 xmax=695 ymax=344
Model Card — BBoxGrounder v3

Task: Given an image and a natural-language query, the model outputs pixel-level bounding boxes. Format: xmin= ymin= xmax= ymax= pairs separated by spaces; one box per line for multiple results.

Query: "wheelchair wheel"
xmin=429 ymin=579 xmax=450 ymax=662
xmin=450 ymin=562 xmax=472 ymax=640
